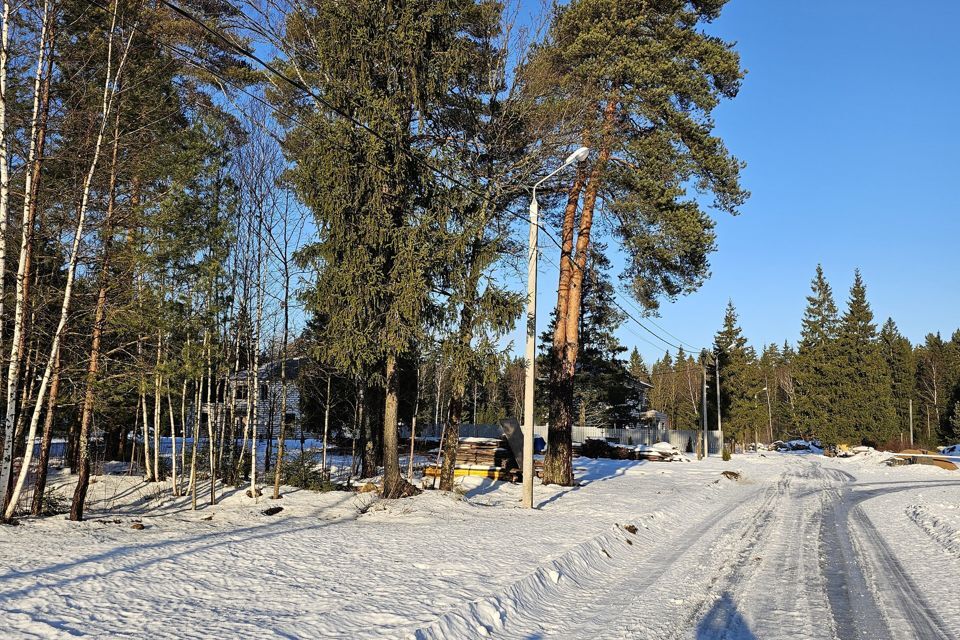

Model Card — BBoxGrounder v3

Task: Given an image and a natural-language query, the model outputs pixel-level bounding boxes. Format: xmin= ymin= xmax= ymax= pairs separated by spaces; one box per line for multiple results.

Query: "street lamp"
xmin=522 ymin=146 xmax=590 ymax=509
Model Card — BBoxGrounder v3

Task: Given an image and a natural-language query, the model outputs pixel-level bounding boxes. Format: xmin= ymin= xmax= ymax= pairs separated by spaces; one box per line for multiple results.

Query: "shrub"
xmin=282 ymin=449 xmax=337 ymax=492
xmin=722 ymin=447 xmax=731 ymax=462
xmin=38 ymin=491 xmax=69 ymax=516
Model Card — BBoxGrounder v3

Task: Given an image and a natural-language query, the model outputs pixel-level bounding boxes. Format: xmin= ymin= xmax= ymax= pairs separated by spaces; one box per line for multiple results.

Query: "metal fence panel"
xmin=570 ymin=426 xmax=724 ymax=453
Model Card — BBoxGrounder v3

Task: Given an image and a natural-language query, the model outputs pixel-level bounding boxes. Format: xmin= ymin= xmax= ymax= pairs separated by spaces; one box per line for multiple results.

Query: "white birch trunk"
xmin=153 ymin=332 xmax=162 ymax=482
xmin=189 ymin=378 xmax=201 ymax=510
xmin=141 ymin=390 xmax=151 ymax=480
xmin=167 ymin=382 xmax=178 ymax=496
xmin=205 ymin=332 xmax=216 ymax=504
xmin=6 ymin=6 xmax=135 ymax=519
xmin=250 ymin=288 xmax=263 ymax=501
xmin=0 ymin=0 xmax=48 ymax=511
xmin=322 ymin=375 xmax=331 ymax=476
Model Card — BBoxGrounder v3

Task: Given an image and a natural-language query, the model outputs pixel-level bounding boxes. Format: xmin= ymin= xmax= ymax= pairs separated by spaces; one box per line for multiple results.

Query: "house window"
xmin=285 ymin=413 xmax=296 ymax=424
xmin=261 ymin=385 xmax=269 ymax=401
xmin=235 ymin=384 xmax=248 ymax=400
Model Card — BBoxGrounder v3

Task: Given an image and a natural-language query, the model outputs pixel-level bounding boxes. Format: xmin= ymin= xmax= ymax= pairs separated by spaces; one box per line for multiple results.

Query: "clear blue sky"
xmin=510 ymin=0 xmax=960 ymax=365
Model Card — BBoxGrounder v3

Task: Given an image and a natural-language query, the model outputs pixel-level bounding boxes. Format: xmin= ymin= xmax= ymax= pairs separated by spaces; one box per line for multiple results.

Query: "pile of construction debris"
xmin=634 ymin=442 xmax=690 ymax=462
xmin=575 ymin=439 xmax=690 ymax=462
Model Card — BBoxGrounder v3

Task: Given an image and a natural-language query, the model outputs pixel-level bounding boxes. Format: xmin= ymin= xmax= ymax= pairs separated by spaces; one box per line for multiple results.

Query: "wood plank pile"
xmin=423 ymin=436 xmax=535 ymax=481
xmin=455 ymin=437 xmax=518 ymax=468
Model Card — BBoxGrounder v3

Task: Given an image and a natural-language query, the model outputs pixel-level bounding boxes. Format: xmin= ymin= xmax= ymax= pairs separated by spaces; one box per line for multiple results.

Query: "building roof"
xmin=233 ymin=357 xmax=305 ymax=383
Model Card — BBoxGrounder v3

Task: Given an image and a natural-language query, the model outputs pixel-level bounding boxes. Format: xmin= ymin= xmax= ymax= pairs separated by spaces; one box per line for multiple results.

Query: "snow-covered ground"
xmin=1 ymin=451 xmax=958 ymax=639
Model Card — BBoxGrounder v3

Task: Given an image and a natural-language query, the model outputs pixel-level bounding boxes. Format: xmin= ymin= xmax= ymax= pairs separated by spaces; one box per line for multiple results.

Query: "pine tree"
xmin=529 ymin=0 xmax=748 ymax=485
xmin=540 ymin=245 xmax=633 ymax=430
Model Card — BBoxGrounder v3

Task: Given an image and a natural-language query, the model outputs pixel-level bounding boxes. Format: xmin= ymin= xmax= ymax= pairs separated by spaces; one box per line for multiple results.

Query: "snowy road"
xmin=2 ymin=454 xmax=959 ymax=639
xmin=419 ymin=456 xmax=959 ymax=640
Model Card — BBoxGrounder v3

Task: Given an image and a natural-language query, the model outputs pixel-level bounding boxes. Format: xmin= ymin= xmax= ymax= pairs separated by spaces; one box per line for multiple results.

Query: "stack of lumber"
xmin=424 ymin=437 xmax=523 ymax=481
xmin=455 ymin=437 xmax=517 ymax=467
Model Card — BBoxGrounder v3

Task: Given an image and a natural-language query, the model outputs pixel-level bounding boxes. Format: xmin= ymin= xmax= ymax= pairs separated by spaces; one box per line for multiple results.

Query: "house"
xmin=200 ymin=357 xmax=305 ymax=442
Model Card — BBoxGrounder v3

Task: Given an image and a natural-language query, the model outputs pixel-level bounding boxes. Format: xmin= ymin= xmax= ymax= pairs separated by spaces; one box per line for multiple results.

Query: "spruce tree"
xmin=280 ymin=0 xmax=477 ymax=498
xmin=628 ymin=348 xmax=650 ymax=384
xmin=834 ymin=271 xmax=896 ymax=446
xmin=880 ymin=318 xmax=916 ymax=442
xmin=795 ymin=265 xmax=841 ymax=442
xmin=713 ymin=301 xmax=759 ymax=444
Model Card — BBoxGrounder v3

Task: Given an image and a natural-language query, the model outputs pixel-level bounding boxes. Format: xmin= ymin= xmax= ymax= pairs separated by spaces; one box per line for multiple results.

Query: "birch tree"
xmin=6 ymin=0 xmax=136 ymax=521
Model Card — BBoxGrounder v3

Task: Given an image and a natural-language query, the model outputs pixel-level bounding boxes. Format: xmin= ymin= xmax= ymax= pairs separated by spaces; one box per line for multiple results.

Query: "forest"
xmin=644 ymin=266 xmax=960 ymax=451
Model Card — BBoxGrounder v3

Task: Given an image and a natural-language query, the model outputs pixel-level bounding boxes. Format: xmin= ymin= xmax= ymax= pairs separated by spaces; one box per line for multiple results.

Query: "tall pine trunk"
xmin=543 ymin=100 xmax=615 ymax=487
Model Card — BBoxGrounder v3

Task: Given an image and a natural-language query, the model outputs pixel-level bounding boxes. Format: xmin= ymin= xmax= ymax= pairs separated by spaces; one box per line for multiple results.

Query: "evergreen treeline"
xmin=647 ymin=266 xmax=960 ymax=449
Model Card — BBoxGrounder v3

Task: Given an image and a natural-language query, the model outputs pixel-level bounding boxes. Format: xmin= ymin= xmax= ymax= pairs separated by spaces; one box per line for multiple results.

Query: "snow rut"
xmin=821 ymin=478 xmax=956 ymax=640
xmin=409 ymin=474 xmax=761 ymax=639
xmin=906 ymin=504 xmax=960 ymax=561
xmin=643 ymin=460 xmax=843 ymax=640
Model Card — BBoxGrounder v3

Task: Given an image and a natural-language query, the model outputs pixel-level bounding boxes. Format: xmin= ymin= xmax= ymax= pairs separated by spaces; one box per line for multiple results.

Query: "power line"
xmin=88 ymin=0 xmax=706 ymax=362
xmin=157 ymin=0 xmax=512 ymax=204
xmin=615 ymin=288 xmax=707 ymax=353
xmin=109 ymin=0 xmax=576 ymax=245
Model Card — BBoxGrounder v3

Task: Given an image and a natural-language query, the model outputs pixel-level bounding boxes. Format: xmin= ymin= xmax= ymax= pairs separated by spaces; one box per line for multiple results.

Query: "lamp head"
xmin=563 ymin=146 xmax=590 ymax=166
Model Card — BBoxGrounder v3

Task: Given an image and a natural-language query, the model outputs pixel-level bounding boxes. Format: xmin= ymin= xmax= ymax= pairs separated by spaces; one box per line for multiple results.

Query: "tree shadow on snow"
xmin=575 ymin=459 xmax=646 ymax=485
xmin=695 ymin=592 xmax=758 ymax=640
xmin=793 ymin=480 xmax=958 ymax=501
xmin=0 ymin=494 xmax=357 ymax=602
xmin=536 ymin=460 xmax=646 ymax=508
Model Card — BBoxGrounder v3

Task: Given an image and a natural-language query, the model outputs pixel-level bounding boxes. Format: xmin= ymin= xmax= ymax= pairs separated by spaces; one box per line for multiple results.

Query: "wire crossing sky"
xmin=511 ymin=0 xmax=960 ymax=364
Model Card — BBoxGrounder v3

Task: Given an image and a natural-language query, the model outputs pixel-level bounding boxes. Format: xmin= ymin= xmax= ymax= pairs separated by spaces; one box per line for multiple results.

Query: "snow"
xmin=1 ymin=451 xmax=958 ymax=639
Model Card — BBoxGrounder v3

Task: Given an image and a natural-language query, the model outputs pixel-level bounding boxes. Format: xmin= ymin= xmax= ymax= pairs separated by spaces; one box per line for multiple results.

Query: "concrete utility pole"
xmin=522 ymin=146 xmax=589 ymax=509
xmin=715 ymin=354 xmax=722 ymax=454
xmin=701 ymin=352 xmax=708 ymax=457
xmin=909 ymin=399 xmax=914 ymax=447
xmin=764 ymin=382 xmax=773 ymax=443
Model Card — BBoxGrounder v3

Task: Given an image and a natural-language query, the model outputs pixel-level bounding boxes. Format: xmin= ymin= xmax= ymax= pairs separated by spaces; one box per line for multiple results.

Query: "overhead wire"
xmin=87 ymin=0 xmax=708 ymax=363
